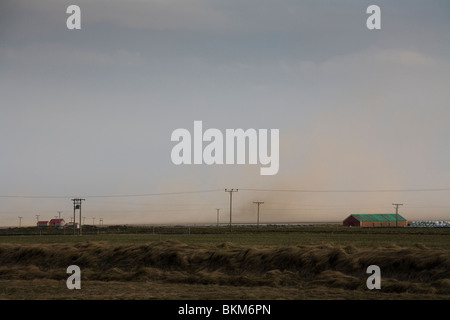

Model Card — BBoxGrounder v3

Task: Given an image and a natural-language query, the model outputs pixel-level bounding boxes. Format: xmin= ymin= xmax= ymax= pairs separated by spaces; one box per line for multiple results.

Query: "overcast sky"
xmin=1 ymin=0 xmax=449 ymax=226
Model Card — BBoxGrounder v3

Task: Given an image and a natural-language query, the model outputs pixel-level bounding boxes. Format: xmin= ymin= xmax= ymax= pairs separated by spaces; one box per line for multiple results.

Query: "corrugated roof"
xmin=350 ymin=214 xmax=406 ymax=222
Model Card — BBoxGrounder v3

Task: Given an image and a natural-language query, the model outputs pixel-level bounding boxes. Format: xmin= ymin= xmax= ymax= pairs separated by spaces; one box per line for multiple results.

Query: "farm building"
xmin=49 ymin=218 xmax=66 ymax=227
xmin=66 ymin=222 xmax=78 ymax=228
xmin=343 ymin=214 xmax=407 ymax=227
xmin=37 ymin=221 xmax=49 ymax=227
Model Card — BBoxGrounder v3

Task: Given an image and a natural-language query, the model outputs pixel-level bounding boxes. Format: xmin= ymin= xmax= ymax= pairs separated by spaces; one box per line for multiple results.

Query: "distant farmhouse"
xmin=37 ymin=219 xmax=66 ymax=228
xmin=37 ymin=221 xmax=49 ymax=227
xmin=343 ymin=214 xmax=407 ymax=227
xmin=49 ymin=218 xmax=65 ymax=227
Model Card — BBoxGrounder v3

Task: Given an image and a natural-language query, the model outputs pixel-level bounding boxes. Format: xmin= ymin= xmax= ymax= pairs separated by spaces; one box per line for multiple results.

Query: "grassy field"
xmin=0 ymin=225 xmax=449 ymax=300
xmin=1 ymin=225 xmax=449 ymax=248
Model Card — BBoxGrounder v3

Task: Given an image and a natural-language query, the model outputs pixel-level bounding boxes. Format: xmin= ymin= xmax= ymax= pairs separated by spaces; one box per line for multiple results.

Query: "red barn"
xmin=37 ymin=221 xmax=49 ymax=227
xmin=343 ymin=214 xmax=407 ymax=227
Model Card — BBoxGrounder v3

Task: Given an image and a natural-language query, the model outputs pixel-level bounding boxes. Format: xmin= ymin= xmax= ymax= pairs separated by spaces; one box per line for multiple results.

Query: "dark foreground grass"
xmin=1 ymin=279 xmax=445 ymax=300
xmin=0 ymin=226 xmax=448 ymax=300
xmin=0 ymin=240 xmax=449 ymax=299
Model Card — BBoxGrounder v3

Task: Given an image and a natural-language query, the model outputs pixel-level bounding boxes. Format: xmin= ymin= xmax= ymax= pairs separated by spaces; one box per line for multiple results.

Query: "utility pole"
xmin=57 ymin=211 xmax=63 ymax=219
xmin=35 ymin=215 xmax=40 ymax=230
xmin=72 ymin=198 xmax=85 ymax=235
xmin=253 ymin=201 xmax=264 ymax=230
xmin=216 ymin=209 xmax=220 ymax=227
xmin=392 ymin=203 xmax=403 ymax=227
xmin=18 ymin=216 xmax=23 ymax=227
xmin=225 ymin=189 xmax=238 ymax=232
xmin=92 ymin=217 xmax=95 ymax=226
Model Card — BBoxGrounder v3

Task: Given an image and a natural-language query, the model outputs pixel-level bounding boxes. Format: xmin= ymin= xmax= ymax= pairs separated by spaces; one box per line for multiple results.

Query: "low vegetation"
xmin=0 ymin=225 xmax=449 ymax=299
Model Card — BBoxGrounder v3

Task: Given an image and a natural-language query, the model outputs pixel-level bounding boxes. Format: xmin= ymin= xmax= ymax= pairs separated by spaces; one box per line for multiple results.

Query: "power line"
xmin=72 ymin=198 xmax=85 ymax=236
xmin=225 ymin=189 xmax=238 ymax=232
xmin=0 ymin=187 xmax=448 ymax=199
xmin=0 ymin=189 xmax=223 ymax=199
xmin=253 ymin=201 xmax=264 ymax=229
xmin=86 ymin=189 xmax=223 ymax=198
xmin=393 ymin=203 xmax=403 ymax=227
xmin=240 ymin=187 xmax=450 ymax=193
xmin=216 ymin=208 xmax=220 ymax=227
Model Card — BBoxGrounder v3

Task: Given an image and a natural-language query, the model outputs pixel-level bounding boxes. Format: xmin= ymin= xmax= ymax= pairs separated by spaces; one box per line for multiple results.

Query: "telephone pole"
xmin=392 ymin=203 xmax=403 ymax=227
xmin=253 ymin=201 xmax=264 ymax=230
xmin=216 ymin=208 xmax=220 ymax=227
xmin=57 ymin=211 xmax=63 ymax=219
xmin=72 ymin=198 xmax=85 ymax=235
xmin=18 ymin=216 xmax=23 ymax=227
xmin=225 ymin=189 xmax=238 ymax=232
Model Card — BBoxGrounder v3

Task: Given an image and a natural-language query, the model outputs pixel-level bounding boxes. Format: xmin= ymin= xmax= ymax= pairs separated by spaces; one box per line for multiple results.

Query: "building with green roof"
xmin=343 ymin=213 xmax=407 ymax=227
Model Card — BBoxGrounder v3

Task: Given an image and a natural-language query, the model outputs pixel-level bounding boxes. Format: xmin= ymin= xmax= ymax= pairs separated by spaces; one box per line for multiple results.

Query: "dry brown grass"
xmin=0 ymin=240 xmax=449 ymax=299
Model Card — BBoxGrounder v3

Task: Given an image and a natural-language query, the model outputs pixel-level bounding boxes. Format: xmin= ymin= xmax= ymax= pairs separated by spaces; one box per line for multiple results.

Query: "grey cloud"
xmin=1 ymin=1 xmax=449 ymax=226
